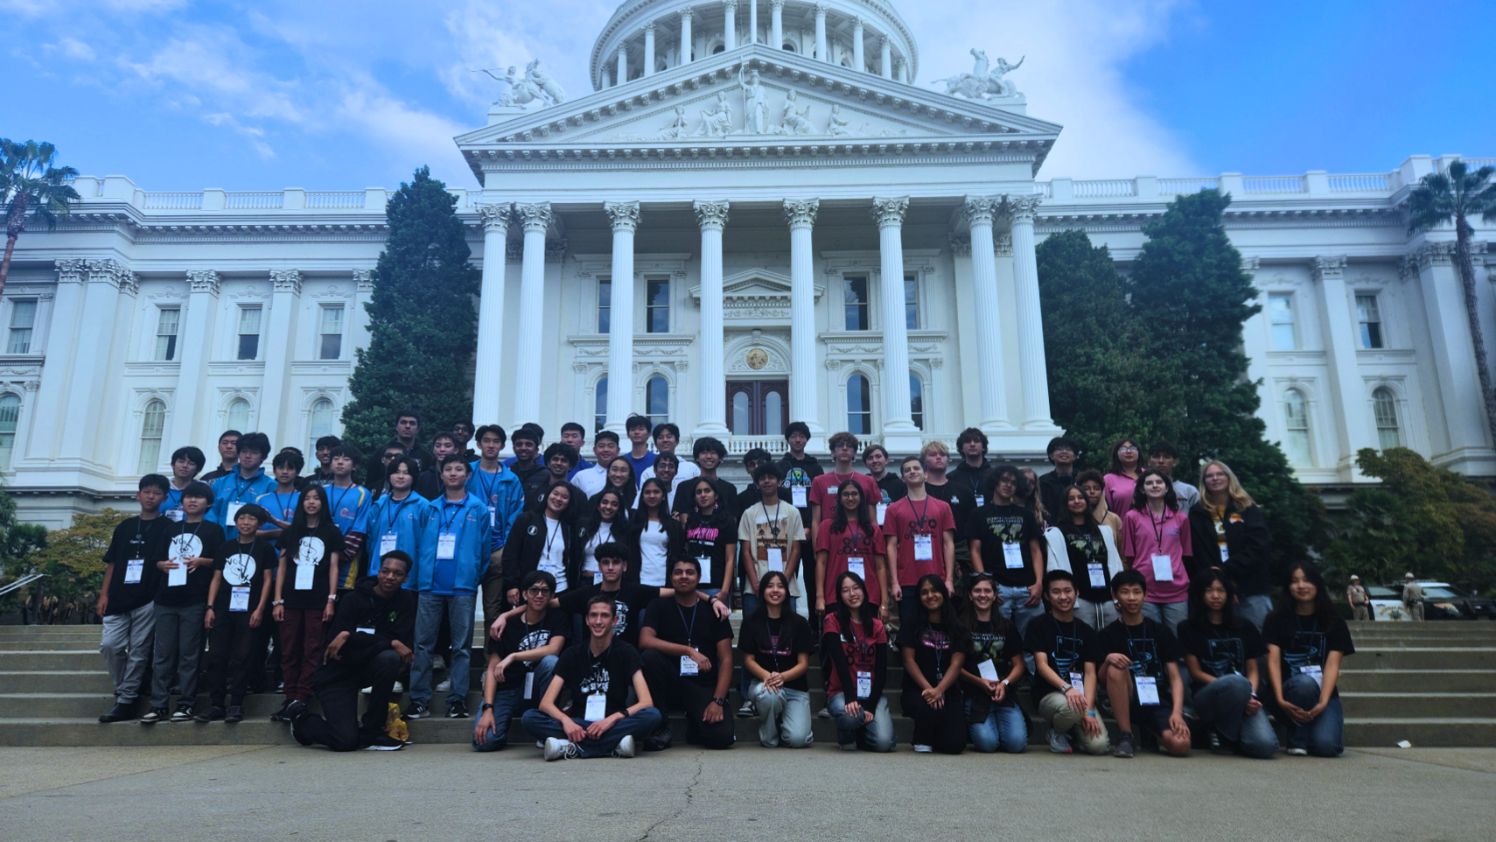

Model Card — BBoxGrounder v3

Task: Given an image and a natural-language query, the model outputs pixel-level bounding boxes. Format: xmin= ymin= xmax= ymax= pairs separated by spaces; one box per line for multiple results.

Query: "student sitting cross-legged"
xmin=1096 ymin=569 xmax=1192 ymax=758
xmin=521 ymin=594 xmax=664 ymax=761
xmin=472 ymin=571 xmax=568 ymax=751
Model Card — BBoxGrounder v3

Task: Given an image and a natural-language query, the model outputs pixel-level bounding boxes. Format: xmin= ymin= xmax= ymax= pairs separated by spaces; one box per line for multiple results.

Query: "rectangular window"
xmin=646 ymin=278 xmax=669 ymax=334
xmin=6 ymin=299 xmax=36 ymax=355
xmin=597 ymin=278 xmax=612 ymax=333
xmin=1267 ymin=293 xmax=1296 ymax=351
xmin=904 ymin=273 xmax=920 ymax=330
xmin=237 ymin=305 xmax=262 ymax=361
xmin=844 ymin=276 xmax=870 ymax=330
xmin=154 ymin=307 xmax=180 ymax=361
xmin=318 ymin=304 xmax=344 ymax=360
xmin=1356 ymin=293 xmax=1383 ymax=349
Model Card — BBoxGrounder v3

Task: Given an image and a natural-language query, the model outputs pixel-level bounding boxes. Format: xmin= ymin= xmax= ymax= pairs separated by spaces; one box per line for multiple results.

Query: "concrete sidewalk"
xmin=2 ymin=744 xmax=1492 ymax=840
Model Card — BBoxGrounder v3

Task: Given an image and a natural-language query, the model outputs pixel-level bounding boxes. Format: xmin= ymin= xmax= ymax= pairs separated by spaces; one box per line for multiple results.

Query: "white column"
xmin=680 ymin=10 xmax=693 ymax=63
xmin=513 ymin=203 xmax=551 ymax=425
xmin=603 ymin=65 xmax=613 ymax=89
xmin=605 ymin=201 xmax=641 ymax=434
xmin=165 ymin=270 xmax=221 ymax=453
xmin=784 ymin=199 xmax=823 ymax=445
xmin=473 ymin=204 xmax=511 ymax=426
xmin=852 ymin=18 xmax=865 ymax=70
xmin=27 ymin=260 xmax=85 ymax=460
xmin=1312 ymin=256 xmax=1377 ymax=478
xmin=259 ymin=269 xmax=301 ymax=446
xmin=616 ymin=47 xmax=628 ymax=84
xmin=723 ymin=0 xmax=738 ymax=50
xmin=814 ymin=3 xmax=828 ymax=60
xmin=60 ymin=259 xmax=126 ymax=457
xmin=748 ymin=0 xmax=758 ymax=43
xmin=694 ymin=201 xmax=731 ymax=437
xmin=1414 ymin=242 xmax=1493 ymax=457
xmin=643 ymin=24 xmax=656 ymax=76
xmin=872 ymin=197 xmax=919 ymax=449
xmin=1008 ymin=196 xmax=1056 ymax=430
xmin=351 ymin=269 xmax=374 ymax=357
xmin=880 ymin=36 xmax=892 ymax=79
xmin=963 ymin=197 xmax=1011 ymax=433
xmin=769 ymin=0 xmax=783 ymax=49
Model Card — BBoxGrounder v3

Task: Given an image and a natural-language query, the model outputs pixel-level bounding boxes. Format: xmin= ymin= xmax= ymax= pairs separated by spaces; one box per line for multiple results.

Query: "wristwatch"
xmin=480 ymin=702 xmax=494 ymax=713
xmin=711 ymin=696 xmax=729 ymax=707
xmin=327 ymin=595 xmax=338 ymax=602
xmin=272 ymin=599 xmax=285 ymax=607
xmin=999 ymin=678 xmax=1010 ymax=687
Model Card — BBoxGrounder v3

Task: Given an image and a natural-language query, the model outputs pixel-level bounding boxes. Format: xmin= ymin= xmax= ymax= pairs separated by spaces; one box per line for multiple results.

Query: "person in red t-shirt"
xmin=815 ymin=479 xmax=887 ymax=621
xmin=821 ymin=571 xmax=894 ymax=752
xmin=884 ymin=456 xmax=956 ymax=634
xmin=808 ymin=432 xmax=880 ymax=544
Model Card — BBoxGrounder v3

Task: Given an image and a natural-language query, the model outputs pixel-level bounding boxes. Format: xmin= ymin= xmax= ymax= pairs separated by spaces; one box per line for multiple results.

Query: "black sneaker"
xmin=98 ymin=702 xmax=137 ymax=723
xmin=447 ymin=700 xmax=469 ymax=719
xmin=139 ymin=707 xmax=165 ymax=725
xmin=284 ymin=699 xmax=308 ymax=724
xmin=1112 ymin=733 xmax=1136 ymax=759
xmin=171 ymin=705 xmax=194 ymax=723
xmin=269 ymin=699 xmax=294 ymax=722
xmin=225 ymin=705 xmax=243 ymax=723
xmin=404 ymin=703 xmax=431 ymax=720
xmin=736 ymin=700 xmax=756 ymax=718
xmin=363 ymin=735 xmax=405 ymax=751
xmin=196 ymin=705 xmax=227 ymax=723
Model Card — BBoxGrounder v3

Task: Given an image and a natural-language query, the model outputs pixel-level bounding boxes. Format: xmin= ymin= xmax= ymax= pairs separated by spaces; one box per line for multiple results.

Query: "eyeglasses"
xmin=525 ymin=587 xmax=552 ymax=596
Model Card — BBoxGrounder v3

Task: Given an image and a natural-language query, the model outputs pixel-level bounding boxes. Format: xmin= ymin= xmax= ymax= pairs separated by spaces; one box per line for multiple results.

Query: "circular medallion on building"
xmin=747 ymin=348 xmax=768 ymax=370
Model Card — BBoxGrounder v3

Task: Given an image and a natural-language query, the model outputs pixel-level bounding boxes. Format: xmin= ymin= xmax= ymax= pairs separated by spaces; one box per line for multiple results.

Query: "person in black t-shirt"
xmin=640 ymin=557 xmax=737 ymax=750
xmin=1264 ymin=561 xmax=1354 ymax=757
xmin=967 ymin=464 xmax=1046 ymax=636
xmin=97 ymin=475 xmax=172 ymax=723
xmin=270 ymin=486 xmax=344 ymax=722
xmin=1038 ymin=436 xmax=1080 ymax=526
xmin=957 ymin=573 xmax=1027 ymax=753
xmin=143 ymin=480 xmax=221 ymax=724
xmin=740 ymin=571 xmax=815 ymax=748
xmin=1178 ymin=569 xmax=1278 ymax=758
xmin=1097 ymin=569 xmax=1191 ymax=758
xmin=1024 ymin=569 xmax=1109 ymax=756
xmin=777 ymin=421 xmax=822 ymax=609
xmin=474 ymin=571 xmax=568 ymax=751
xmin=522 ymin=594 xmax=664 ymax=760
xmin=680 ymin=478 xmax=738 ymax=597
xmin=198 ymin=505 xmax=276 ymax=723
xmin=896 ymin=574 xmax=971 ymax=755
xmin=1049 ymin=484 xmax=1123 ymax=630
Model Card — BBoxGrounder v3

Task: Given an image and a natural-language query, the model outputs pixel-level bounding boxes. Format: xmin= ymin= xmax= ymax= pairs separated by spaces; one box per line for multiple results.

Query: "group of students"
xmin=90 ymin=411 xmax=1352 ymax=757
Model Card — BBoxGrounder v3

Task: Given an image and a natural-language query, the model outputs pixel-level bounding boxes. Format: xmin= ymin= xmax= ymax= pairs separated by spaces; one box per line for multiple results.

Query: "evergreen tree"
xmin=342 ymin=167 xmax=479 ymax=462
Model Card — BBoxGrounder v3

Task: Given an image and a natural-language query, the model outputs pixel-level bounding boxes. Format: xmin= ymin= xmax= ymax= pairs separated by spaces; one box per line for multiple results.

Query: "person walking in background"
xmin=1401 ymin=573 xmax=1425 ymax=621
xmin=1346 ymin=575 xmax=1370 ymax=621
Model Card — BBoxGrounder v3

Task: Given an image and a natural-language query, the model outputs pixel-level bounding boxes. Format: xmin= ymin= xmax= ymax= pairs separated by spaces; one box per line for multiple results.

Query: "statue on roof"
xmin=474 ymin=60 xmax=566 ymax=108
xmin=932 ymin=49 xmax=1025 ymax=100
xmin=740 ymin=68 xmax=770 ymax=135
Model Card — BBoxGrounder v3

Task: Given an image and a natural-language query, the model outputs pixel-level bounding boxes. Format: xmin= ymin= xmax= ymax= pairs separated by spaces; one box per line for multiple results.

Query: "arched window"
xmin=782 ymin=41 xmax=797 ymax=53
xmin=1373 ymin=387 xmax=1401 ymax=449
xmin=847 ymin=374 xmax=871 ymax=435
xmin=910 ymin=374 xmax=925 ymax=430
xmin=646 ymin=376 xmax=669 ymax=427
xmin=138 ymin=399 xmax=166 ymax=473
xmin=764 ymin=390 xmax=784 ymax=437
xmin=307 ymin=398 xmax=335 ymax=456
xmin=731 ymin=391 xmax=750 ymax=434
xmin=0 ymin=394 xmax=19 ymax=470
xmin=594 ymin=376 xmax=608 ymax=432
xmin=226 ymin=398 xmax=251 ymax=434
xmin=1282 ymin=389 xmax=1311 ymax=466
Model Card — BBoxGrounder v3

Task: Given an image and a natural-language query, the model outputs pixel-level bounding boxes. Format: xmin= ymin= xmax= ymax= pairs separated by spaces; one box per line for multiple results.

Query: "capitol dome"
xmin=589 ymin=0 xmax=919 ymax=90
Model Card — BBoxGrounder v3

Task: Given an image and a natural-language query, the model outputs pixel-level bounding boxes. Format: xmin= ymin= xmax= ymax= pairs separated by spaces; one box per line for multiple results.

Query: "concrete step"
xmin=1337 ymin=670 xmax=1496 ymax=693
xmin=1352 ymin=648 xmax=1496 ymax=671
xmin=1343 ymin=718 xmax=1496 ymax=748
xmin=0 ymin=671 xmax=117 ymax=693
xmin=1338 ymin=692 xmax=1496 ymax=718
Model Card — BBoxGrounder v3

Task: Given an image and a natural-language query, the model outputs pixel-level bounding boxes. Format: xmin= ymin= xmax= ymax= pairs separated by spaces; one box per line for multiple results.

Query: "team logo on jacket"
xmin=224 ymin=554 xmax=257 ymax=586
xmin=527 ymin=525 xmax=539 ymax=536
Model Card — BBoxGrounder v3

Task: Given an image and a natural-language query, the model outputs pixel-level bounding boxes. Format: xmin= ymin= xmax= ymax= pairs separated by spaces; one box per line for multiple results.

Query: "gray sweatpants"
xmin=101 ymin=602 xmax=156 ymax=704
xmin=150 ymin=602 xmax=206 ymax=709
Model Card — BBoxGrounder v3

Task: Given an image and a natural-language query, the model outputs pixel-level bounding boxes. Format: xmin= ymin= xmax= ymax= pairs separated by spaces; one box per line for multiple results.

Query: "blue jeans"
xmin=1237 ymin=594 xmax=1273 ymax=632
xmin=1192 ymin=674 xmax=1278 ymax=758
xmin=1142 ymin=600 xmax=1189 ymax=635
xmin=520 ymin=707 xmax=664 ymax=758
xmin=1282 ymin=673 xmax=1345 ymax=757
xmin=827 ymin=692 xmax=895 ymax=752
xmin=472 ymin=654 xmax=558 ymax=751
xmin=966 ymin=701 xmax=1028 ymax=753
xmin=412 ymin=591 xmax=475 ymax=707
xmin=996 ymin=585 xmax=1045 ymax=638
xmin=750 ymin=683 xmax=813 ymax=748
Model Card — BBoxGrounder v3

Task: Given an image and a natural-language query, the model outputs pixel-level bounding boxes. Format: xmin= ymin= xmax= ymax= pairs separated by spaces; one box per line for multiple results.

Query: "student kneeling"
xmin=473 ymin=571 xmax=567 ymax=751
xmin=521 ymin=595 xmax=663 ymax=760
xmin=740 ymin=571 xmax=815 ymax=748
xmin=1097 ymin=570 xmax=1191 ymax=758
xmin=639 ymin=557 xmax=737 ymax=750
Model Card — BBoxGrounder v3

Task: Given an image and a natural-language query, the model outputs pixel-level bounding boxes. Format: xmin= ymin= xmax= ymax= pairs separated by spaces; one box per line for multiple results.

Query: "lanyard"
xmin=231 ymin=473 xmax=256 ymax=502
xmin=543 ymin=516 xmax=563 ymax=557
xmin=676 ymin=601 xmax=699 ymax=649
xmin=380 ymin=494 xmax=415 ymax=534
xmin=587 ymin=522 xmax=613 ymax=553
xmin=912 ymin=495 xmax=932 ymax=531
xmin=1149 ymin=507 xmax=1169 ymax=548
xmin=767 ymin=618 xmax=785 ymax=671
xmin=271 ymin=491 xmax=295 ymax=520
xmin=476 ymin=466 xmax=499 ymax=503
xmin=440 ymin=500 xmax=463 ymax=532
xmin=330 ymin=484 xmax=358 ymax=523
xmin=768 ymin=500 xmax=782 ymax=539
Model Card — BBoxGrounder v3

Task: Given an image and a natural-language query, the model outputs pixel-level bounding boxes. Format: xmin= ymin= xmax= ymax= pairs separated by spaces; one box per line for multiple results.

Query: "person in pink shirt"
xmin=1120 ymin=469 xmax=1193 ymax=633
xmin=885 ymin=457 xmax=956 ymax=634
xmin=1103 ymin=438 xmax=1143 ymax=517
xmin=815 ymin=479 xmax=887 ymax=621
xmin=809 ymin=433 xmax=880 ymax=543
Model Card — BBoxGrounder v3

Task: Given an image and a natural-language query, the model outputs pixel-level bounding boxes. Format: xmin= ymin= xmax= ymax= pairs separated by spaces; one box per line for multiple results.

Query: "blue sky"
xmin=4 ymin=0 xmax=1491 ymax=190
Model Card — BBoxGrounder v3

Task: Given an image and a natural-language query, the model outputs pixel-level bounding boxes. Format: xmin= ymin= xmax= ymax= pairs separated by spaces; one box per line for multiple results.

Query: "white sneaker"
xmin=613 ymin=735 xmax=636 ymax=758
xmin=360 ymin=686 xmax=372 ymax=695
xmin=912 ymin=743 xmax=934 ymax=753
xmin=393 ymin=681 xmax=404 ymax=694
xmin=435 ymin=678 xmax=451 ymax=693
xmin=544 ymin=737 xmax=580 ymax=761
xmin=1285 ymin=747 xmax=1309 ymax=756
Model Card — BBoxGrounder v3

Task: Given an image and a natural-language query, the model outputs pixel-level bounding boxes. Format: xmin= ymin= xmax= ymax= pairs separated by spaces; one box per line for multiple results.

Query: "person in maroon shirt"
xmin=822 ymin=572 xmax=894 ymax=752
xmin=884 ymin=457 xmax=956 ymax=633
xmin=815 ymin=479 xmax=887 ymax=621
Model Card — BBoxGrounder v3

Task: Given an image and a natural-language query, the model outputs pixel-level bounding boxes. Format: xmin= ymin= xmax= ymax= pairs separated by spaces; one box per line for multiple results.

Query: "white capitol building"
xmin=3 ymin=0 xmax=1493 ymax=527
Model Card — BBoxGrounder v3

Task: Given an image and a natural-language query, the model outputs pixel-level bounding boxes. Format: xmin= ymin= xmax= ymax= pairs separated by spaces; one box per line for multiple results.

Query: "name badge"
xmin=166 ymin=509 xmax=185 ymax=523
xmin=356 ymin=626 xmax=375 ymax=635
xmin=1069 ymin=671 xmax=1086 ymax=696
xmin=977 ymin=659 xmax=1000 ymax=681
xmin=1219 ymin=544 xmax=1230 ymax=563
xmin=225 ymin=502 xmax=245 ymax=524
xmin=124 ymin=558 xmax=144 ymax=585
xmin=975 ymin=495 xmax=985 ymax=508
xmin=594 ymin=571 xmax=603 ymax=585
xmin=1302 ymin=664 xmax=1324 ymax=688
xmin=436 ymin=532 xmax=457 ymax=560
xmin=229 ymin=586 xmax=250 ymax=612
xmin=1002 ymin=541 xmax=1024 ymax=570
xmin=696 ymin=554 xmax=714 ymax=586
xmin=487 ymin=505 xmax=497 ymax=528
xmin=167 ymin=560 xmax=189 ymax=588
xmin=791 ymin=487 xmax=808 ymax=508
xmin=856 ymin=670 xmax=872 ymax=700
xmin=913 ymin=534 xmax=933 ymax=562
xmin=876 ymin=503 xmax=887 ymax=526
xmin=679 ymin=654 xmax=700 ymax=676
xmin=765 ymin=547 xmax=784 ymax=573
xmin=1087 ymin=562 xmax=1107 ymax=589
xmin=585 ymin=692 xmax=607 ymax=721
xmin=294 ymin=561 xmax=316 ymax=591
xmin=1150 ymin=553 xmax=1174 ymax=582
xmin=847 ymin=557 xmax=865 ymax=580
xmin=1135 ymin=675 xmax=1161 ymax=706
xmin=380 ymin=533 xmax=397 ymax=556
xmin=523 ymin=671 xmax=535 ymax=700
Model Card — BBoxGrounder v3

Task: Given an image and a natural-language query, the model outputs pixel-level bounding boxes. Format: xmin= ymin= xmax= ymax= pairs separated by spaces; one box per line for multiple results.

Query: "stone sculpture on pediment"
xmin=661 ymin=105 xmax=690 ymax=139
xmin=777 ymin=90 xmax=814 ymax=136
xmin=934 ymin=49 xmax=1025 ymax=100
xmin=697 ymin=91 xmax=734 ymax=137
xmin=740 ymin=68 xmax=770 ymax=135
xmin=476 ymin=60 xmax=566 ymax=109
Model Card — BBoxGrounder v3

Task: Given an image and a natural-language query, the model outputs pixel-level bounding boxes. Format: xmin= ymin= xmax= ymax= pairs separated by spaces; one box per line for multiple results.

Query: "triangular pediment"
xmin=455 ymin=45 xmax=1060 ymax=173
xmin=689 ymin=269 xmax=823 ymax=302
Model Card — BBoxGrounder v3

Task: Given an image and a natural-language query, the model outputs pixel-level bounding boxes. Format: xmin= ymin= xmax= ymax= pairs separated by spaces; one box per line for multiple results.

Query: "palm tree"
xmin=1 ymin=139 xmax=82 ymax=298
xmin=1408 ymin=160 xmax=1496 ymax=445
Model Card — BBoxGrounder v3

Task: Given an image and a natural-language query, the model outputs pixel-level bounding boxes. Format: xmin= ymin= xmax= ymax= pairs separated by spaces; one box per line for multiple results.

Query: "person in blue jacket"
xmin=208 ymin=432 xmax=276 ymax=539
xmin=366 ymin=456 xmax=426 ymax=587
xmin=469 ymin=424 xmax=525 ymax=628
xmin=406 ymin=453 xmax=493 ymax=720
xmin=324 ymin=444 xmax=373 ymax=589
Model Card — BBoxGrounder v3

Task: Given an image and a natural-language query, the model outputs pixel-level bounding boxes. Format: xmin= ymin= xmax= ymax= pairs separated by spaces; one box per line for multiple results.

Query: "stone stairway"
xmin=0 ymin=620 xmax=1492 ymax=748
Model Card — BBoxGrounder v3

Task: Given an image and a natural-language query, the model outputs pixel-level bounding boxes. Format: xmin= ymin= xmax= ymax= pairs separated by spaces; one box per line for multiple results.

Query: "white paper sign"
xmin=978 ymin=659 xmax=1000 ymax=681
xmin=229 ymin=585 xmax=250 ymax=612
xmin=856 ymin=670 xmax=872 ymax=699
xmin=679 ymin=654 xmax=700 ymax=676
xmin=294 ymin=561 xmax=316 ymax=591
xmin=1150 ymin=553 xmax=1174 ymax=583
xmin=1302 ymin=664 xmax=1324 ymax=688
xmin=765 ymin=547 xmax=784 ymax=573
xmin=380 ymin=533 xmax=397 ymax=556
xmin=1088 ymin=562 xmax=1107 ymax=589
xmin=1069 ymin=671 xmax=1086 ymax=696
xmin=847 ymin=557 xmax=866 ymax=580
xmin=124 ymin=558 xmax=144 ymax=585
xmin=1003 ymin=542 xmax=1024 ymax=570
xmin=914 ymin=534 xmax=933 ymax=562
xmin=585 ymin=692 xmax=607 ymax=721
xmin=1135 ymin=675 xmax=1160 ymax=705
xmin=436 ymin=532 xmax=456 ymax=560
xmin=696 ymin=555 xmax=714 ymax=586
xmin=876 ymin=503 xmax=887 ymax=526
xmin=225 ymin=502 xmax=245 ymax=524
xmin=791 ymin=487 xmax=808 ymax=508
xmin=167 ymin=560 xmax=188 ymax=588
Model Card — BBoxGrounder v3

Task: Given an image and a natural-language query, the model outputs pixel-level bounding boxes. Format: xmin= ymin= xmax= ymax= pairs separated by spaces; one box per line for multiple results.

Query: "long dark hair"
xmin=603 ymin=457 xmax=637 ymax=507
xmin=579 ymin=488 xmax=629 ymax=545
xmin=958 ymin=572 xmax=1010 ymax=634
xmin=832 ymin=571 xmax=876 ymax=639
xmin=1275 ymin=560 xmax=1336 ymax=625
xmin=682 ymin=476 xmax=719 ymax=516
xmin=749 ymin=570 xmax=794 ymax=624
xmin=534 ymin=481 xmax=577 ymax=523
xmin=829 ymin=479 xmax=874 ymax=540
xmin=637 ymin=477 xmax=672 ymax=522
xmin=1108 ymin=437 xmax=1141 ymax=475
xmin=290 ymin=484 xmax=329 ymax=533
xmin=910 ymin=574 xmax=971 ymax=649
xmin=1188 ymin=567 xmax=1240 ymax=629
xmin=1131 ymin=468 xmax=1179 ymax=514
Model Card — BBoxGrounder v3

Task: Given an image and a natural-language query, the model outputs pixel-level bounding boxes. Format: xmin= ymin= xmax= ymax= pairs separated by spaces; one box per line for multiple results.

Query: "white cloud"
xmin=44 ymin=36 xmax=95 ymax=61
xmin=204 ymin=112 xmax=276 ymax=159
xmin=336 ymin=81 xmax=472 ymax=183
xmin=121 ymin=26 xmax=307 ymax=124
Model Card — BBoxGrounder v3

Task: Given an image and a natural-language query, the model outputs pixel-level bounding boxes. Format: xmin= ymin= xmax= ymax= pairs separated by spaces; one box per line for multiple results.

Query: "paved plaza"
xmin=2 ymin=744 xmax=1492 ymax=840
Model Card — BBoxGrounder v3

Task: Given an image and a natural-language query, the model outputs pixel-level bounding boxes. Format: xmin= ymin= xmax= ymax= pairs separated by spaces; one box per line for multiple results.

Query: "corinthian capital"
xmin=870 ymin=196 xmax=909 ymax=228
xmin=187 ymin=269 xmax=221 ymax=294
xmin=1006 ymin=194 xmax=1042 ymax=222
xmin=604 ymin=201 xmax=641 ymax=233
xmin=961 ymin=196 xmax=999 ymax=227
xmin=56 ymin=258 xmax=87 ymax=284
xmin=474 ymin=202 xmax=512 ymax=232
xmin=694 ymin=200 xmax=730 ymax=230
xmin=517 ymin=202 xmax=553 ymax=233
xmin=270 ymin=269 xmax=303 ymax=294
xmin=783 ymin=199 xmax=819 ymax=228
xmin=1311 ymin=256 xmax=1346 ymax=282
